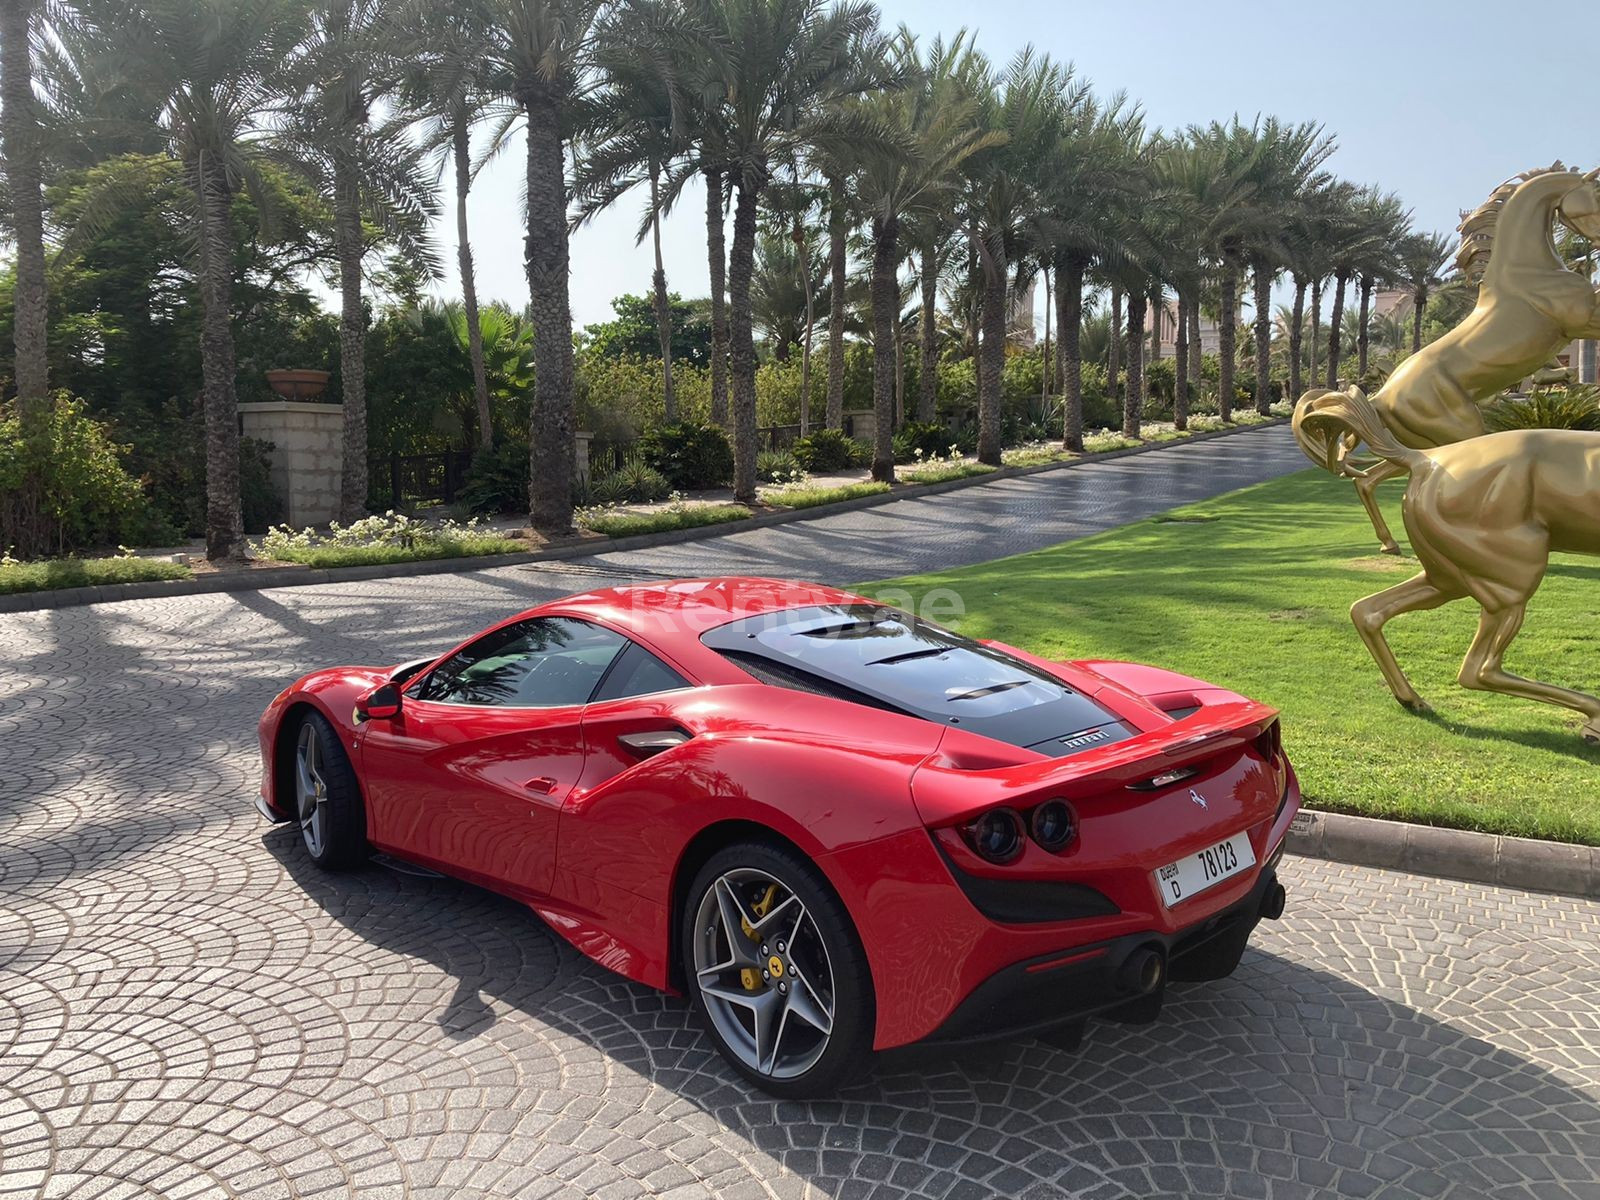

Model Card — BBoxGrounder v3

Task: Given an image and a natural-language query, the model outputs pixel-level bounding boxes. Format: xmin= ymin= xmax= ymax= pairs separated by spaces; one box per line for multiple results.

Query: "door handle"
xmin=523 ymin=776 xmax=557 ymax=794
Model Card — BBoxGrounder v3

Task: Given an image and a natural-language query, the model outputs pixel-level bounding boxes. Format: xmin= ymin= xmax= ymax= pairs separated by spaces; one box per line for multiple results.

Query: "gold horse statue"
xmin=1294 ymin=164 xmax=1600 ymax=553
xmin=1296 ymin=389 xmax=1600 ymax=740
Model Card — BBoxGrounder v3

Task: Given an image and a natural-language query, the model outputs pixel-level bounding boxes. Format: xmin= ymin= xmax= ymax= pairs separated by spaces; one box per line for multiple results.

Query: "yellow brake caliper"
xmin=739 ymin=885 xmax=778 ymax=991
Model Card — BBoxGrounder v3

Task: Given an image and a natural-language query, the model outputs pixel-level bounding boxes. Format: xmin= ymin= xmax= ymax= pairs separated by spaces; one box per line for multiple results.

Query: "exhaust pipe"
xmin=1259 ymin=881 xmax=1287 ymax=921
xmin=1116 ymin=946 xmax=1164 ymax=995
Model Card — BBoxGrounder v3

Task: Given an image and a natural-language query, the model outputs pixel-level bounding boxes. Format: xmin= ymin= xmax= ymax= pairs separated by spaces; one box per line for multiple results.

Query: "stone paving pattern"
xmin=3 ymin=426 xmax=1598 ymax=1198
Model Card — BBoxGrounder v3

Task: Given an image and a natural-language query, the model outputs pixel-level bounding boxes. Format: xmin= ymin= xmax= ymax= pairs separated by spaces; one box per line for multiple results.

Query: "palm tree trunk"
xmin=825 ymin=174 xmax=848 ymax=431
xmin=727 ymin=178 xmax=761 ymax=504
xmin=799 ymin=234 xmax=814 ymax=436
xmin=1146 ymin=286 xmax=1161 ymax=362
xmin=1107 ymin=286 xmax=1121 ymax=405
xmin=192 ymin=157 xmax=243 ymax=561
xmin=1356 ymin=272 xmax=1372 ymax=380
xmin=335 ymin=145 xmax=368 ymax=523
xmin=1288 ymin=275 xmax=1306 ymax=403
xmin=917 ymin=244 xmax=938 ymax=422
xmin=1310 ymin=276 xmax=1323 ymax=381
xmin=523 ymin=85 xmax=575 ymax=535
xmin=1326 ymin=270 xmax=1348 ymax=389
xmin=704 ymin=167 xmax=729 ymax=427
xmin=1412 ymin=287 xmax=1426 ymax=354
xmin=1 ymin=0 xmax=47 ymax=431
xmin=1123 ymin=291 xmax=1145 ymax=439
xmin=1217 ymin=258 xmax=1237 ymax=422
xmin=649 ymin=167 xmax=676 ymax=423
xmin=1187 ymin=299 xmax=1202 ymax=412
xmin=976 ymin=240 xmax=1006 ymax=466
xmin=1041 ymin=266 xmax=1052 ymax=399
xmin=1057 ymin=254 xmax=1084 ymax=452
xmin=1252 ymin=260 xmax=1272 ymax=416
xmin=1173 ymin=292 xmax=1190 ymax=431
xmin=869 ymin=216 xmax=899 ymax=483
xmin=454 ymin=113 xmax=492 ymax=451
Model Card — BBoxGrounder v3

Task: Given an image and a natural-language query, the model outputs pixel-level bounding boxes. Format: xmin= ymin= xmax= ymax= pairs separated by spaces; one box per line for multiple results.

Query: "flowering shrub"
xmin=254 ymin=512 xmax=523 ymax=567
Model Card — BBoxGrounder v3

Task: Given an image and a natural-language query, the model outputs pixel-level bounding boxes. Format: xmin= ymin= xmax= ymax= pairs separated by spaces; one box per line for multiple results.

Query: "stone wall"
xmin=238 ymin=401 xmax=344 ymax=526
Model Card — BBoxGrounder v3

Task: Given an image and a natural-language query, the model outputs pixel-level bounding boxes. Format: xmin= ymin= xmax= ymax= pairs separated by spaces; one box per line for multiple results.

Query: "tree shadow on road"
xmin=264 ymin=830 xmax=1600 ymax=1200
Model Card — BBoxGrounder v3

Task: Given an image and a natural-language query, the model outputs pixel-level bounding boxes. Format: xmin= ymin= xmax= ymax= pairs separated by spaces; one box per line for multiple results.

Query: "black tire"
xmin=290 ymin=710 xmax=368 ymax=870
xmin=682 ymin=841 xmax=875 ymax=1097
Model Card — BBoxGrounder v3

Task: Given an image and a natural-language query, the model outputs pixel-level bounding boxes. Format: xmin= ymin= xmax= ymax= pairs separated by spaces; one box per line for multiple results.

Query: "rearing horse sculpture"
xmin=1294 ymin=165 xmax=1600 ymax=553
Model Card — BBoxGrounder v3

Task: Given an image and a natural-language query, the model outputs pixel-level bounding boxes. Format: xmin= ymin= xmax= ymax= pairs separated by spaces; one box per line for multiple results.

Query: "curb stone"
xmin=0 ymin=418 xmax=1288 ymax=614
xmin=1287 ymin=808 xmax=1600 ymax=900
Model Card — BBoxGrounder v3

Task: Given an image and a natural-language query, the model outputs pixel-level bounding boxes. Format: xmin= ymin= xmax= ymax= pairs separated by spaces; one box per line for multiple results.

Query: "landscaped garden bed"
xmin=0 ymin=552 xmax=192 ymax=596
xmin=863 ymin=469 xmax=1600 ymax=846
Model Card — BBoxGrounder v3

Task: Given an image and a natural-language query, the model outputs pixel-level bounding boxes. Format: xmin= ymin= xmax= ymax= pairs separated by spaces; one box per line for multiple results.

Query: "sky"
xmin=427 ymin=0 xmax=1598 ymax=329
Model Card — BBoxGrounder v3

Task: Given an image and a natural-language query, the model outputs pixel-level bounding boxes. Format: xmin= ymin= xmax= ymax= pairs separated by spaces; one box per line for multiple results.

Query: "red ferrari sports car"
xmin=257 ymin=577 xmax=1299 ymax=1095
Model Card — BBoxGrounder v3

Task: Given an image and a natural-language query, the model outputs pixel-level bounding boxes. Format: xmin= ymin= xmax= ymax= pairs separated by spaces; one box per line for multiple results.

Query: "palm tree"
xmin=1396 ymin=230 xmax=1453 ymax=354
xmin=396 ymin=2 xmax=509 ymax=452
xmin=474 ymin=0 xmax=605 ymax=535
xmin=288 ymin=0 xmax=439 ymax=522
xmin=1036 ymin=92 xmax=1144 ymax=448
xmin=78 ymin=0 xmax=309 ymax=560
xmin=1351 ymin=190 xmax=1408 ymax=381
xmin=574 ymin=0 xmax=691 ymax=421
xmin=1239 ymin=119 xmax=1334 ymax=416
xmin=817 ymin=161 xmax=852 ymax=430
xmin=1324 ymin=185 xmax=1401 ymax=388
xmin=2 ymin=0 xmax=49 ymax=442
xmin=679 ymin=0 xmax=890 ymax=504
xmin=838 ymin=27 xmax=996 ymax=482
xmin=965 ymin=48 xmax=1073 ymax=464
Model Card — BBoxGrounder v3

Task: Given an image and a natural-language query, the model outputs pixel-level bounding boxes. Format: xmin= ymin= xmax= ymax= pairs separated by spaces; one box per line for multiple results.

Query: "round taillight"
xmin=1030 ymin=800 xmax=1076 ymax=851
xmin=967 ymin=808 xmax=1024 ymax=863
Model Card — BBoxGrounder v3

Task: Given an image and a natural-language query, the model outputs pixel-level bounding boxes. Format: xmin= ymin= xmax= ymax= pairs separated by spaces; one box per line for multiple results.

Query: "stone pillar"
xmin=1578 ymin=340 xmax=1597 ymax=385
xmin=575 ymin=431 xmax=593 ymax=483
xmin=843 ymin=408 xmax=875 ymax=446
xmin=238 ymin=401 xmax=345 ymax=526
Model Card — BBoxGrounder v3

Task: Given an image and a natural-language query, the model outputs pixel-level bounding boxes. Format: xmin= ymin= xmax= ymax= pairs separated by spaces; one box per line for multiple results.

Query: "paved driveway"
xmin=3 ymin=425 xmax=1598 ymax=1199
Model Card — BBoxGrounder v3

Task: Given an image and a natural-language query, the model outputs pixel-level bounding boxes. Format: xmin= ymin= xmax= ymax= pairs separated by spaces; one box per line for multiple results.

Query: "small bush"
xmin=757 ymin=448 xmax=805 ymax=483
xmin=578 ymin=501 xmax=751 ymax=538
xmin=893 ymin=420 xmax=956 ymax=464
xmin=0 ymin=394 xmax=149 ymax=558
xmin=461 ymin=441 xmax=532 ymax=515
xmin=792 ymin=427 xmax=859 ymax=472
xmin=764 ymin=481 xmax=889 ymax=509
xmin=596 ymin=457 xmax=673 ymax=504
xmin=639 ymin=421 xmax=734 ymax=490
xmin=1484 ymin=386 xmax=1600 ymax=432
xmin=254 ymin=512 xmax=523 ymax=567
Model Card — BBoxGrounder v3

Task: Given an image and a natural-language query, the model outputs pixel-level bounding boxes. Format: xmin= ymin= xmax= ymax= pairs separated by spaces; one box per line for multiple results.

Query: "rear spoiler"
xmin=911 ymin=699 xmax=1279 ymax=827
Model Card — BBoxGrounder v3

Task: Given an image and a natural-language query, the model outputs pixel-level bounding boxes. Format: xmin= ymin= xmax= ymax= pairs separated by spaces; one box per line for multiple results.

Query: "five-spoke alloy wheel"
xmin=683 ymin=843 xmax=873 ymax=1096
xmin=290 ymin=710 xmax=366 ymax=869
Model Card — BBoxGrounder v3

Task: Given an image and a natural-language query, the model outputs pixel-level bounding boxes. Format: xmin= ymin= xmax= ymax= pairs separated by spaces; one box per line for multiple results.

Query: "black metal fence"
xmin=369 ymin=451 xmax=473 ymax=509
xmin=590 ymin=423 xmax=807 ymax=475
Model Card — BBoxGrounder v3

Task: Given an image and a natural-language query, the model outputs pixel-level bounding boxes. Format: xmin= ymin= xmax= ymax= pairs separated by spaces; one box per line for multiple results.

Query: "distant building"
xmin=1010 ymin=278 xmax=1037 ymax=348
xmin=1145 ymin=301 xmax=1220 ymax=356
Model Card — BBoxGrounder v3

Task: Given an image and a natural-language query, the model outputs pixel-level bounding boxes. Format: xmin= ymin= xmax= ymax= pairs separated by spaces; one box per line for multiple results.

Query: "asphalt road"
xmin=3 ymin=423 xmax=1598 ymax=1199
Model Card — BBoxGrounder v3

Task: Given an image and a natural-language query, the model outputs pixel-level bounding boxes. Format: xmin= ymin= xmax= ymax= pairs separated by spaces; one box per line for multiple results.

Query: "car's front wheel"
xmin=292 ymin=710 xmax=367 ymax=870
xmin=682 ymin=842 xmax=874 ymax=1097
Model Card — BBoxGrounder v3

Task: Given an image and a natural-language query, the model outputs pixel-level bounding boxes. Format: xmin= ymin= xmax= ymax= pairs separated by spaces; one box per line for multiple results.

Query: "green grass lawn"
xmin=863 ymin=469 xmax=1600 ymax=845
xmin=0 ymin=555 xmax=192 ymax=595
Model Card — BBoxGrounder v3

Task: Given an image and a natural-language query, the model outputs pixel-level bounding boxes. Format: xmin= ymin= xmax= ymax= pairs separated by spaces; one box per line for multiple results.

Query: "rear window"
xmin=701 ymin=604 xmax=1129 ymax=752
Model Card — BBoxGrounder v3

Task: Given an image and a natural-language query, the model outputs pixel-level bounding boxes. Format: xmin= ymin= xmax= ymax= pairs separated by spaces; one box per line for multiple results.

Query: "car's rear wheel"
xmin=683 ymin=842 xmax=874 ymax=1097
xmin=292 ymin=711 xmax=367 ymax=870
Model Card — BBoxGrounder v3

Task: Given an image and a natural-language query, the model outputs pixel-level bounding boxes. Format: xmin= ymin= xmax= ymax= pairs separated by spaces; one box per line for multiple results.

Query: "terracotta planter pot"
xmin=265 ymin=369 xmax=331 ymax=401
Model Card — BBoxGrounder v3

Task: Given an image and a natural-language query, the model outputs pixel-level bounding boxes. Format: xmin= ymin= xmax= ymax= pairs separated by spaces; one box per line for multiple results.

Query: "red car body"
xmin=257 ymin=577 xmax=1300 ymax=1051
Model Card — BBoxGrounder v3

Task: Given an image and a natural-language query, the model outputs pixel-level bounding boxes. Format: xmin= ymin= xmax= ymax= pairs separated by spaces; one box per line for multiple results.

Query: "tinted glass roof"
xmin=702 ymin=605 xmax=1124 ymax=751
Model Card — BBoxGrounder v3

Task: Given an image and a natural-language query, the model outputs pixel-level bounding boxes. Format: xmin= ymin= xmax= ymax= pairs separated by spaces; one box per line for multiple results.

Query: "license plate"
xmin=1154 ymin=831 xmax=1255 ymax=907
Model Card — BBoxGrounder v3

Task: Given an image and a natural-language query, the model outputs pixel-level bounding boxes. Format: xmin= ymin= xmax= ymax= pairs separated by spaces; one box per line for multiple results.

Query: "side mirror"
xmin=355 ymin=682 xmax=402 ymax=723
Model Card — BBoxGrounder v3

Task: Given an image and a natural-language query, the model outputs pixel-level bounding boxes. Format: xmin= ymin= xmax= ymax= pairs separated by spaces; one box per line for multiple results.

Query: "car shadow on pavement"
xmin=263 ymin=828 xmax=1600 ymax=1200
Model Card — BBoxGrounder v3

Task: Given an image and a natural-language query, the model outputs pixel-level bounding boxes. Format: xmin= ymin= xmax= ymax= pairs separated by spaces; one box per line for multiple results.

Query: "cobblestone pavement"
xmin=3 ymin=425 xmax=1599 ymax=1199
